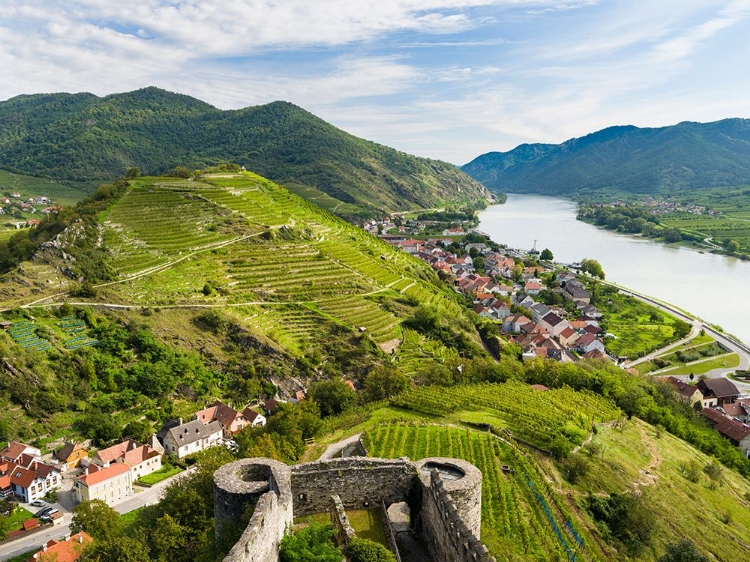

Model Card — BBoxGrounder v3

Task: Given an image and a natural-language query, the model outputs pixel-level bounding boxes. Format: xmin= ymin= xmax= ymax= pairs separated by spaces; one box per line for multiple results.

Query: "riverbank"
xmin=477 ymin=195 xmax=750 ymax=346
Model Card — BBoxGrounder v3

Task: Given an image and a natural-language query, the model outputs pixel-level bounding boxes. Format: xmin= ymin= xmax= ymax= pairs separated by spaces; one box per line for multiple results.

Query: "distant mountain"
xmin=0 ymin=87 xmax=489 ymax=214
xmin=463 ymin=119 xmax=750 ymax=195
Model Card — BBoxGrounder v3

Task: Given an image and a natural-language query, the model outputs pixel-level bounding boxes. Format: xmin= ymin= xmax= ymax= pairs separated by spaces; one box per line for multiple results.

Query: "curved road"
xmin=616 ymin=286 xmax=750 ymax=393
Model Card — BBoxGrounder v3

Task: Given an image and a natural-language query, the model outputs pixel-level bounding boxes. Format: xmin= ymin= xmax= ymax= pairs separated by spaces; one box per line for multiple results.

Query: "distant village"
xmin=367 ymin=214 xmax=609 ymax=364
xmin=587 ymin=197 xmax=720 ymax=217
xmin=0 ymin=191 xmax=61 ymax=229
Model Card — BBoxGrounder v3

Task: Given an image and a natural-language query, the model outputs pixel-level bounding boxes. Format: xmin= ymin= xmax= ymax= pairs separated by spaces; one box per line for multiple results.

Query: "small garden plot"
xmin=7 ymin=321 xmax=51 ymax=351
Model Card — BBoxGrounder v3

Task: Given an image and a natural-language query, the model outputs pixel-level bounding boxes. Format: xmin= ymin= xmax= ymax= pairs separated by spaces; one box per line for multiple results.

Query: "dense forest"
xmin=463 ymin=119 xmax=750 ymax=196
xmin=0 ymin=87 xmax=489 ymax=215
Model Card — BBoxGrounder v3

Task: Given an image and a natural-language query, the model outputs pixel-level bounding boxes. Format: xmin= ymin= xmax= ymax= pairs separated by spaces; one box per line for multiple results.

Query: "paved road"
xmin=615 ymin=286 xmax=750 ymax=393
xmin=0 ymin=470 xmax=190 ymax=561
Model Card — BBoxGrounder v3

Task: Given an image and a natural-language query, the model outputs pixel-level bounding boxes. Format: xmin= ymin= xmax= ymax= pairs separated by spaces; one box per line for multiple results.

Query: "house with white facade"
xmin=162 ymin=418 xmax=223 ymax=458
xmin=74 ymin=462 xmax=133 ymax=505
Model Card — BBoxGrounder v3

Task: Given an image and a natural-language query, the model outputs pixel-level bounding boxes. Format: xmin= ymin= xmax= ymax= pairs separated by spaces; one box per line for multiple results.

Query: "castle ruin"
xmin=214 ymin=456 xmax=495 ymax=562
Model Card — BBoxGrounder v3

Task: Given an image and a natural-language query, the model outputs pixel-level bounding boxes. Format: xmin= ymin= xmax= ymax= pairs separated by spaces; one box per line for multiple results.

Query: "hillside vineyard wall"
xmin=214 ymin=456 xmax=494 ymax=562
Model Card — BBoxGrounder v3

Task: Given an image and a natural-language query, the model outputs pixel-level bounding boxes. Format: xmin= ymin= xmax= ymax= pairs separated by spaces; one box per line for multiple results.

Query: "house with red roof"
xmin=29 ymin=532 xmax=92 ymax=562
xmin=93 ymin=438 xmax=162 ymax=481
xmin=74 ymin=462 xmax=133 ymax=505
xmin=195 ymin=400 xmax=260 ymax=438
xmin=0 ymin=442 xmax=41 ymax=464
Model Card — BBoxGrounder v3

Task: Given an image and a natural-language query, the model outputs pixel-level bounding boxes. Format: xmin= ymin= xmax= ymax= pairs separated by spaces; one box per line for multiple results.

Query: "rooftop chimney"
xmin=79 ymin=533 xmax=84 ymax=544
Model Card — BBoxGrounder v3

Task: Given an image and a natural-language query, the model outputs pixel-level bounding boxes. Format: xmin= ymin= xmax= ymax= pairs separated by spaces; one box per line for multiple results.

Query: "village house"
xmin=55 ymin=443 xmax=88 ymax=471
xmin=502 ymin=314 xmax=531 ymax=333
xmin=6 ymin=462 xmax=61 ymax=503
xmin=0 ymin=442 xmax=41 ymax=464
xmin=29 ymin=531 xmax=92 ymax=562
xmin=161 ymin=418 xmax=223 ymax=458
xmin=697 ymin=378 xmax=740 ymax=408
xmin=558 ymin=326 xmax=579 ymax=348
xmin=524 ymin=280 xmax=542 ymax=295
xmin=74 ymin=462 xmax=133 ymax=505
xmin=701 ymin=407 xmax=750 ymax=457
xmin=93 ymin=438 xmax=162 ymax=481
xmin=195 ymin=400 xmax=254 ymax=438
xmin=576 ymin=332 xmax=606 ymax=355
xmin=664 ymin=377 xmax=703 ymax=407
xmin=538 ymin=312 xmax=570 ymax=338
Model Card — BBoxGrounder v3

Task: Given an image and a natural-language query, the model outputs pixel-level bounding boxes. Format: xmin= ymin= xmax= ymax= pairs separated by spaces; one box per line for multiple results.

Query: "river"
xmin=477 ymin=194 xmax=750 ymax=346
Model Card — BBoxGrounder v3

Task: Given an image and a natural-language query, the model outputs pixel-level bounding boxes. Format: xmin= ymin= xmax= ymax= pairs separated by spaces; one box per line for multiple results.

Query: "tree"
xmin=71 ymin=499 xmax=122 ymax=541
xmin=308 ymin=380 xmax=356 ymax=417
xmin=658 ymin=539 xmax=709 ymax=562
xmin=363 ymin=365 xmax=410 ymax=401
xmin=80 ymin=536 xmax=150 ymax=562
xmin=664 ymin=228 xmax=682 ymax=243
xmin=125 ymin=167 xmax=141 ymax=179
xmin=279 ymin=521 xmax=342 ymax=562
xmin=726 ymin=239 xmax=741 ymax=254
xmin=580 ymin=258 xmax=605 ymax=279
xmin=540 ymin=248 xmax=554 ymax=261
xmin=346 ymin=537 xmax=397 ymax=562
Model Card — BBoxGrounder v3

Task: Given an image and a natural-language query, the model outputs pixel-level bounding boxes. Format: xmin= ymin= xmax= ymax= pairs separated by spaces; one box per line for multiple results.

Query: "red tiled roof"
xmin=22 ymin=518 xmax=38 ymax=531
xmin=31 ymin=532 xmax=92 ymax=562
xmin=78 ymin=462 xmax=130 ymax=487
xmin=0 ymin=442 xmax=29 ymax=461
xmin=96 ymin=439 xmax=139 ymax=465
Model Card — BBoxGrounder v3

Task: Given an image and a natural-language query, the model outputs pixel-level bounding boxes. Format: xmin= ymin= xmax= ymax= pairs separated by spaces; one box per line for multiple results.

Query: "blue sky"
xmin=1 ymin=1 xmax=749 ymax=164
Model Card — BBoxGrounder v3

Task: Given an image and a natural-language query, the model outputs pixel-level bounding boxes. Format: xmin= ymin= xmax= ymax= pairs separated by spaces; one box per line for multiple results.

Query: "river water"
xmin=477 ymin=194 xmax=750 ymax=346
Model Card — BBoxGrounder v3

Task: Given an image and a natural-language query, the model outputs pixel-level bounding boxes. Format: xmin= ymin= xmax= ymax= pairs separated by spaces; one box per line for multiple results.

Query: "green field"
xmin=0 ymin=169 xmax=88 ymax=206
xmin=597 ymin=288 xmax=688 ymax=359
xmin=658 ymin=186 xmax=750 ymax=255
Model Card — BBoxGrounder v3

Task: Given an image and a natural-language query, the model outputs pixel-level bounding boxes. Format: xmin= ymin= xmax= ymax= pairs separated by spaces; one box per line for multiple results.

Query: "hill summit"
xmin=463 ymin=118 xmax=750 ymax=195
xmin=0 ymin=87 xmax=489 ymax=215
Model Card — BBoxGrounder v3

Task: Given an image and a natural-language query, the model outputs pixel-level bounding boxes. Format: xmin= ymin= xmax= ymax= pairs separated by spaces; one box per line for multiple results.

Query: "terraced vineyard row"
xmin=104 ymin=187 xmax=237 ymax=273
xmin=363 ymin=423 xmax=584 ymax=561
xmin=316 ymin=296 xmax=399 ymax=343
xmin=392 ymin=382 xmax=620 ymax=450
xmin=242 ymin=304 xmax=327 ymax=353
xmin=392 ymin=327 xmax=458 ymax=375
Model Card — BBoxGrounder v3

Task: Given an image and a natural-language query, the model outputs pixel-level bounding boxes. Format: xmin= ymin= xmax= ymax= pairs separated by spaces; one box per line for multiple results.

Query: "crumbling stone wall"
xmin=215 ymin=455 xmax=492 ymax=562
xmin=291 ymin=457 xmax=417 ymax=517
xmin=415 ymin=458 xmax=494 ymax=562
xmin=329 ymin=494 xmax=356 ymax=547
xmin=215 ymin=458 xmax=293 ymax=562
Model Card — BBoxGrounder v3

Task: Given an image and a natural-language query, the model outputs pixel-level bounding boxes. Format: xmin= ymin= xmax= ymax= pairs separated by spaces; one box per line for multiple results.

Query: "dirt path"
xmin=634 ymin=421 xmax=662 ymax=489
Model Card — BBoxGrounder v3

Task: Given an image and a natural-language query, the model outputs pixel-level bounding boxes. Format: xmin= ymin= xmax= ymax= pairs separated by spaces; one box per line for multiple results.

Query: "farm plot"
xmin=363 ymin=423 xmax=588 ymax=561
xmin=58 ymin=317 xmax=98 ymax=349
xmin=6 ymin=321 xmax=51 ymax=351
xmin=222 ymin=242 xmax=378 ymax=302
xmin=392 ymin=327 xmax=458 ymax=375
xmin=392 ymin=382 xmax=620 ymax=452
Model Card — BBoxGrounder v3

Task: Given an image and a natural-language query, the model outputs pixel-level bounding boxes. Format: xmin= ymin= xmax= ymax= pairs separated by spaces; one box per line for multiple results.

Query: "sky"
xmin=1 ymin=0 xmax=749 ymax=164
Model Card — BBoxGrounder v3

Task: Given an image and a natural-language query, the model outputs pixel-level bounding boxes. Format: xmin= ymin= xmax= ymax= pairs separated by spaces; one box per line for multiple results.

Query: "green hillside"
xmin=463 ymin=119 xmax=750 ymax=195
xmin=0 ymin=87 xmax=489 ymax=215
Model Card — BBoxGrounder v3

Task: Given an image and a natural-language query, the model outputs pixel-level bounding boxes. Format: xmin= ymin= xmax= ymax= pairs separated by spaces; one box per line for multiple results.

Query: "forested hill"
xmin=462 ymin=118 xmax=750 ymax=195
xmin=0 ymin=87 xmax=489 ymax=214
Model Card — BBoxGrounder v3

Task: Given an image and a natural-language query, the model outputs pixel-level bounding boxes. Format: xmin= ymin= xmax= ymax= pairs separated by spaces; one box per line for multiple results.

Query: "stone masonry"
xmin=214 ymin=455 xmax=493 ymax=562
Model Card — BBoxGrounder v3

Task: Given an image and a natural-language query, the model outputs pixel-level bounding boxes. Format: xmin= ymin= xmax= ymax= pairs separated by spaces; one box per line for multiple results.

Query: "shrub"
xmin=345 ymin=537 xmax=397 ymax=562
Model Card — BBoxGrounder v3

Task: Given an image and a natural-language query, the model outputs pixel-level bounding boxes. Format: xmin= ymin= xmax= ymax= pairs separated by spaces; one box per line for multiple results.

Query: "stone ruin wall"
xmin=215 ymin=456 xmax=492 ymax=562
xmin=291 ymin=457 xmax=416 ymax=517
xmin=215 ymin=459 xmax=293 ymax=562
xmin=415 ymin=458 xmax=495 ymax=562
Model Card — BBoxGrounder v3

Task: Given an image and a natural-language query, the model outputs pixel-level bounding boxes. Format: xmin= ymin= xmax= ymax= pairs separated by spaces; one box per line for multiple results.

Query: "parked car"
xmin=33 ymin=506 xmax=53 ymax=518
xmin=30 ymin=500 xmax=46 ymax=508
xmin=40 ymin=509 xmax=59 ymax=523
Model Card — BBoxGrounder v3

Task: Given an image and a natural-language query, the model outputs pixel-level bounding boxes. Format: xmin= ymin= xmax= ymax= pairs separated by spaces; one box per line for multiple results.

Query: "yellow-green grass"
xmin=569 ymin=419 xmax=750 ymax=561
xmin=345 ymin=509 xmax=388 ymax=546
xmin=136 ymin=466 xmax=183 ymax=486
xmin=654 ymin=353 xmax=741 ymax=377
xmin=1 ymin=506 xmax=33 ymax=530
